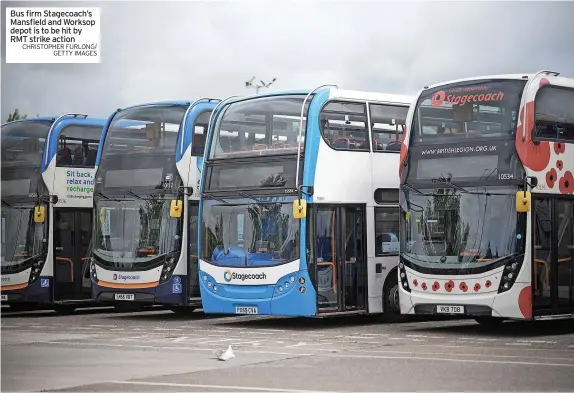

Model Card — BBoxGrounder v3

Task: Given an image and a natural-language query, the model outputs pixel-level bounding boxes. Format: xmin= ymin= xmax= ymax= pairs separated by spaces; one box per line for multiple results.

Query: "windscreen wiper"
xmin=202 ymin=192 xmax=229 ymax=205
xmin=237 ymin=191 xmax=258 ymax=203
xmin=2 ymin=200 xmax=11 ymax=207
xmin=401 ymin=183 xmax=425 ymax=195
xmin=126 ymin=190 xmax=142 ymax=200
xmin=94 ymin=191 xmax=109 ymax=200
xmin=432 ymin=175 xmax=470 ymax=194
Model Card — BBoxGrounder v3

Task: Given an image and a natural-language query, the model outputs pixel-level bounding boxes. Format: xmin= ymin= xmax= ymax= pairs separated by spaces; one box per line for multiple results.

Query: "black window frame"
xmin=533 ymin=85 xmax=574 ymax=143
xmin=374 ymin=206 xmax=400 ymax=257
xmin=320 ymin=100 xmax=370 ymax=152
xmin=369 ymin=103 xmax=408 ymax=153
xmin=56 ymin=125 xmax=103 ymax=168
xmin=374 ymin=188 xmax=399 ymax=205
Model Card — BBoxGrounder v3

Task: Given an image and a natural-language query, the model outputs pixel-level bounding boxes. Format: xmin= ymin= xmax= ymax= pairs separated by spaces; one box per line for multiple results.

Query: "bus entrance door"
xmin=533 ymin=198 xmax=574 ymax=316
xmin=53 ymin=209 xmax=92 ymax=301
xmin=315 ymin=205 xmax=367 ymax=313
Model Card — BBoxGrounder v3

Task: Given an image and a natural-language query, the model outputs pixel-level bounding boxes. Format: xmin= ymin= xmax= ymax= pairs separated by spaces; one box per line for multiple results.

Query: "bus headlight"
xmin=273 ymin=273 xmax=298 ymax=297
xmin=159 ymin=256 xmax=177 ymax=284
xmin=398 ymin=261 xmax=411 ymax=293
xmin=498 ymin=256 xmax=524 ymax=294
xmin=29 ymin=259 xmax=46 ymax=285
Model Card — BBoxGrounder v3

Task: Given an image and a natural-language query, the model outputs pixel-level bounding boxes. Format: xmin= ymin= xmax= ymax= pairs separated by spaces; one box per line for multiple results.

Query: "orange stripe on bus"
xmin=97 ymin=280 xmax=159 ymax=289
xmin=0 ymin=283 xmax=28 ymax=291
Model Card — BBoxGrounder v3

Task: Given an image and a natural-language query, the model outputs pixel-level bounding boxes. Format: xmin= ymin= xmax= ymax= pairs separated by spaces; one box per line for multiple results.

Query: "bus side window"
xmin=374 ymin=207 xmax=400 ymax=256
xmin=534 ymin=85 xmax=574 ymax=142
xmin=320 ymin=101 xmax=369 ymax=151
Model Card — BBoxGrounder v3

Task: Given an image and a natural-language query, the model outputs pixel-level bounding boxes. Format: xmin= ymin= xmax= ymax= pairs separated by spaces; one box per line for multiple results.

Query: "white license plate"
xmin=436 ymin=305 xmax=464 ymax=314
xmin=114 ymin=293 xmax=135 ymax=301
xmin=235 ymin=306 xmax=258 ymax=315
xmin=0 ymin=294 xmax=7 ymax=301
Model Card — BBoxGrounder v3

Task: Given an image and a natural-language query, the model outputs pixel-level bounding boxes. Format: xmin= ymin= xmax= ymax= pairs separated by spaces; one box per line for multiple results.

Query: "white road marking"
xmin=359 ymin=349 xmax=574 ymax=361
xmin=326 ymin=353 xmax=574 ymax=367
xmin=505 ymin=343 xmax=532 ymax=346
xmin=408 ymin=343 xmax=574 ymax=352
xmin=171 ymin=336 xmax=188 ymax=342
xmin=40 ymin=341 xmax=315 ymax=356
xmin=108 ymin=380 xmax=341 ymax=392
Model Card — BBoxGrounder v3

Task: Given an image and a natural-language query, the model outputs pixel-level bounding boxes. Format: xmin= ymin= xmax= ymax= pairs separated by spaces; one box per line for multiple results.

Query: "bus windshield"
xmin=210 ymin=95 xmax=309 ymax=159
xmin=93 ymin=199 xmax=182 ymax=265
xmin=400 ymin=186 xmax=525 ymax=273
xmin=201 ymin=200 xmax=300 ymax=267
xmin=411 ymin=79 xmax=526 ymax=144
xmin=103 ymin=105 xmax=187 ymax=158
xmin=1 ymin=120 xmax=52 ymax=168
xmin=1 ymin=206 xmax=47 ymax=267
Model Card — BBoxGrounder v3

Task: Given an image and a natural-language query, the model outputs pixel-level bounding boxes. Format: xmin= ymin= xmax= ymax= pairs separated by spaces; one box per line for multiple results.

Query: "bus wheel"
xmin=9 ymin=303 xmax=36 ymax=312
xmin=113 ymin=303 xmax=145 ymax=313
xmin=53 ymin=305 xmax=75 ymax=315
xmin=474 ymin=317 xmax=504 ymax=328
xmin=382 ymin=273 xmax=400 ymax=321
xmin=170 ymin=307 xmax=196 ymax=316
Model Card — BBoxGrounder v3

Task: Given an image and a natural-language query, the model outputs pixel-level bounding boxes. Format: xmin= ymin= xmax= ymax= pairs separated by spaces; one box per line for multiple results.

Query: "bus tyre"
xmin=53 ymin=305 xmax=75 ymax=315
xmin=170 ymin=307 xmax=196 ymax=316
xmin=474 ymin=317 xmax=504 ymax=328
xmin=382 ymin=273 xmax=401 ymax=321
xmin=9 ymin=303 xmax=36 ymax=312
xmin=113 ymin=303 xmax=145 ymax=313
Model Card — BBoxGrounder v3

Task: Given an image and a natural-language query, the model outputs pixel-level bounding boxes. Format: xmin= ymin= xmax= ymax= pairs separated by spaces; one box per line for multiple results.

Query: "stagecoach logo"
xmin=165 ymin=173 xmax=173 ymax=181
xmin=223 ymin=270 xmax=267 ymax=282
xmin=113 ymin=273 xmax=141 ymax=281
xmin=431 ymin=88 xmax=505 ymax=107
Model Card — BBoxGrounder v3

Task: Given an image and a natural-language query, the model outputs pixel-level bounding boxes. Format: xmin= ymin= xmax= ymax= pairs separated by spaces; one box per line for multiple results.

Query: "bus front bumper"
xmin=199 ymin=270 xmax=317 ymax=317
xmin=1 ymin=277 xmax=52 ymax=304
xmin=92 ymin=275 xmax=186 ymax=306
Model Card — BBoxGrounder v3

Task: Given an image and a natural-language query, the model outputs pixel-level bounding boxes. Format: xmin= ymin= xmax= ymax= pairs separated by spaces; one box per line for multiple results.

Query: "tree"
xmin=6 ymin=108 xmax=27 ymax=122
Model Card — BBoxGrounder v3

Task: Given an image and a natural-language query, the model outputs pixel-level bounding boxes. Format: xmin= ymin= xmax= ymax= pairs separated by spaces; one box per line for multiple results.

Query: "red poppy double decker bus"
xmin=399 ymin=71 xmax=574 ymax=325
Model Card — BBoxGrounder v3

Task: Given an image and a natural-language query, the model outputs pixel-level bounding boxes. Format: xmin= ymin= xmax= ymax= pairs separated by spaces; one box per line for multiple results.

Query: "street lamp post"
xmin=245 ymin=77 xmax=277 ymax=94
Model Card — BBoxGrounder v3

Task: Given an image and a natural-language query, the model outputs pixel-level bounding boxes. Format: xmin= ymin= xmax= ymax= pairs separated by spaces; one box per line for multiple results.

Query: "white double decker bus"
xmin=399 ymin=71 xmax=574 ymax=325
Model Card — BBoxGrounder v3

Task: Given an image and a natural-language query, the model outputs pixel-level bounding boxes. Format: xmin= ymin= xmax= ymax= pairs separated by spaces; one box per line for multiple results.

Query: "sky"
xmin=2 ymin=0 xmax=574 ymax=120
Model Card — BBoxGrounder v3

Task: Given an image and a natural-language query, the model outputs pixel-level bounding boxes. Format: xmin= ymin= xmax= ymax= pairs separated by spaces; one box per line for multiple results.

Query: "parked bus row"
xmin=1 ymin=71 xmax=573 ymax=325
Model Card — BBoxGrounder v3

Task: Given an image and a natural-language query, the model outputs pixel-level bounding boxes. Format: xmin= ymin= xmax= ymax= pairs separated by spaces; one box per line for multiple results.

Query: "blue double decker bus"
xmin=90 ymin=99 xmax=219 ymax=313
xmin=198 ymin=87 xmax=412 ymax=317
xmin=1 ymin=115 xmax=106 ymax=313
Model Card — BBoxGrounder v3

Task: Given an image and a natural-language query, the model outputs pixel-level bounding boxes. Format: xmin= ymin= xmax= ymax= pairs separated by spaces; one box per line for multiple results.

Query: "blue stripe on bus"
xmin=298 ymin=87 xmax=332 ymax=270
xmin=177 ymin=101 xmax=219 ymax=163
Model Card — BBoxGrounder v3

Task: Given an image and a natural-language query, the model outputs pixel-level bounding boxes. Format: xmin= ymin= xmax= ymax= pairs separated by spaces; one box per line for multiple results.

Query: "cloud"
xmin=2 ymin=0 xmax=574 ymax=120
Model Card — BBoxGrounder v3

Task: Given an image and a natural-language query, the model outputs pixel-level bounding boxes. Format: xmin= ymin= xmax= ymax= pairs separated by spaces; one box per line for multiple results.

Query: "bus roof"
xmin=1 ymin=117 xmax=56 ymax=127
xmin=224 ymin=88 xmax=413 ymax=106
xmin=114 ymin=99 xmax=220 ymax=114
xmin=421 ymin=73 xmax=533 ymax=91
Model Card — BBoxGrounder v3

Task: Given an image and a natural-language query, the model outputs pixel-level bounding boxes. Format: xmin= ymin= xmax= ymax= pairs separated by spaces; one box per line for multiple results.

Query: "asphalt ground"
xmin=2 ymin=306 xmax=574 ymax=392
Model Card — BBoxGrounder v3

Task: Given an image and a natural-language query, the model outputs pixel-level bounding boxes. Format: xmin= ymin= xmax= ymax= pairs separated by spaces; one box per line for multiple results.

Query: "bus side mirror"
xmin=293 ymin=199 xmax=307 ymax=219
xmin=34 ymin=206 xmax=45 ymax=223
xmin=170 ymin=200 xmax=183 ymax=218
xmin=516 ymin=191 xmax=531 ymax=213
